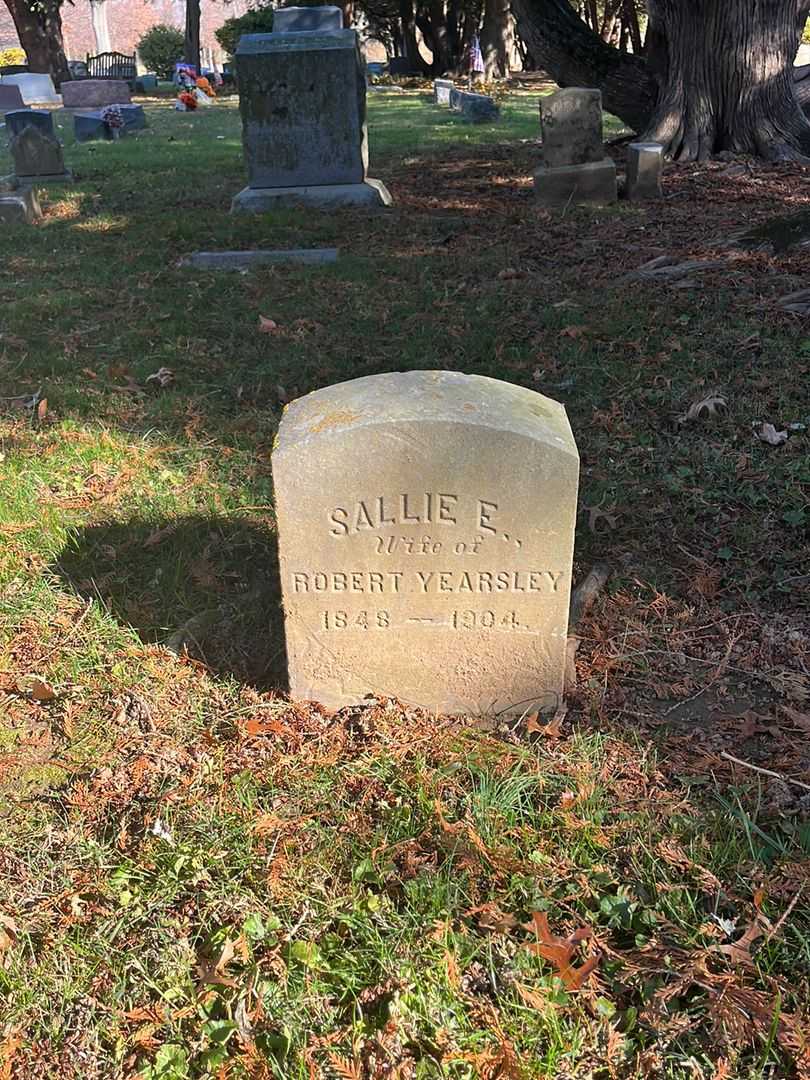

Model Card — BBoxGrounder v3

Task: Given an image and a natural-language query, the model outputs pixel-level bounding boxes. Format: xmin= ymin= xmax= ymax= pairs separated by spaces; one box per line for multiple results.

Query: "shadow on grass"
xmin=55 ymin=515 xmax=288 ymax=692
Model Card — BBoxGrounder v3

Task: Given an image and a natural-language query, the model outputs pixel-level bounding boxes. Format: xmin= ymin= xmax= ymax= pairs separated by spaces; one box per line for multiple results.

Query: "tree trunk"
xmin=623 ymin=0 xmax=642 ymax=55
xmin=89 ymin=0 xmax=111 ymax=54
xmin=509 ymin=0 xmax=654 ymax=131
xmin=185 ymin=0 xmax=201 ymax=71
xmin=481 ymin=0 xmax=513 ymax=78
xmin=510 ymin=0 xmax=810 ymax=161
xmin=644 ymin=0 xmax=810 ymax=161
xmin=3 ymin=0 xmax=69 ymax=85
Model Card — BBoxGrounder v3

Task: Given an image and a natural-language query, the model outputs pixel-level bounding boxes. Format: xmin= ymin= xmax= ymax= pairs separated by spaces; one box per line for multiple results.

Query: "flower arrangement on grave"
xmin=196 ymin=76 xmax=216 ymax=98
xmin=177 ymin=90 xmax=198 ymax=111
xmin=101 ymin=104 xmax=124 ymax=139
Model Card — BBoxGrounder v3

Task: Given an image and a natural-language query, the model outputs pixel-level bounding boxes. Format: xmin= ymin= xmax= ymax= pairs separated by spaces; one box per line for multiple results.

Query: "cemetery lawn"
xmin=1 ymin=92 xmax=809 ymax=1079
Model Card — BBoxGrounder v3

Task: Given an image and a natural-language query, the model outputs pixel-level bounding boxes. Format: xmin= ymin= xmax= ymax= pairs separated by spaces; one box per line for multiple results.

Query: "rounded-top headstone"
xmin=541 ymin=87 xmax=605 ymax=168
xmin=273 ymin=371 xmax=579 ymax=716
xmin=5 ymin=109 xmax=53 ymax=137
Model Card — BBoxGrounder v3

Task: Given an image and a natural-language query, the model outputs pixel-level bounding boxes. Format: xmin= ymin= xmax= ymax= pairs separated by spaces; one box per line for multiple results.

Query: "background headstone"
xmin=0 ymin=85 xmax=25 ymax=112
xmin=272 ymin=5 xmax=343 ymax=31
xmin=5 ymin=109 xmax=53 ymax=137
xmin=0 ymin=176 xmax=41 ymax=223
xmin=434 ymin=78 xmax=454 ymax=106
xmin=450 ymin=89 xmax=500 ymax=123
xmin=534 ymin=87 xmax=617 ymax=207
xmin=232 ymin=29 xmax=391 ymax=210
xmin=540 ymin=88 xmax=604 ymax=168
xmin=273 ymin=370 xmax=579 ymax=715
xmin=0 ymin=73 xmax=61 ymax=105
xmin=11 ymin=126 xmax=69 ymax=182
xmin=61 ymin=79 xmax=132 ymax=108
xmin=626 ymin=142 xmax=664 ymax=200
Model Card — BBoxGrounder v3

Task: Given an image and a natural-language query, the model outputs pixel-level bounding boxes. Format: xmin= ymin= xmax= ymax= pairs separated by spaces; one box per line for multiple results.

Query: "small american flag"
xmin=469 ymin=35 xmax=484 ymax=73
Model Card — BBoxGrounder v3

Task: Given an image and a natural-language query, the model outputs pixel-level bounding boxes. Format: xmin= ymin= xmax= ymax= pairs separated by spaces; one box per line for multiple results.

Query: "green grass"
xmin=0 ymin=91 xmax=808 ymax=1078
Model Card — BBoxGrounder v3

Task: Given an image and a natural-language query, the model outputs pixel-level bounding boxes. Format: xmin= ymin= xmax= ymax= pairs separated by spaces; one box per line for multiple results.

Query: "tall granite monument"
xmin=273 ymin=371 xmax=579 ymax=715
xmin=534 ymin=87 xmax=617 ymax=207
xmin=232 ymin=8 xmax=391 ymax=212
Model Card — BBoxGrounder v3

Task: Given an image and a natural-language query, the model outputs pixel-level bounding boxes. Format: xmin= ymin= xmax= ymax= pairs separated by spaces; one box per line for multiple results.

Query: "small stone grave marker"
xmin=434 ymin=79 xmax=454 ymax=106
xmin=626 ymin=142 xmax=663 ymax=200
xmin=273 ymin=371 xmax=579 ymax=715
xmin=535 ymin=87 xmax=617 ymax=207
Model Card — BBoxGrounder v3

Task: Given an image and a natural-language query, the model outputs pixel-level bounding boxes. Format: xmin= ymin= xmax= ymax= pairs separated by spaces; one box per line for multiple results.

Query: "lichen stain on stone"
xmin=308 ymin=409 xmax=362 ymax=433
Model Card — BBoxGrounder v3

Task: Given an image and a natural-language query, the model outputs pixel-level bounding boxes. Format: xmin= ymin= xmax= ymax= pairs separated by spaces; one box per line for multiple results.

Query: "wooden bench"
xmin=85 ymin=52 xmax=137 ymax=82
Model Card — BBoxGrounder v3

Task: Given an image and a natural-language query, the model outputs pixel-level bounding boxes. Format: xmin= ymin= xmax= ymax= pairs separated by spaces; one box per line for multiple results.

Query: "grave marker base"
xmin=231 ymin=179 xmax=391 ymax=213
xmin=534 ymin=158 xmax=617 ymax=207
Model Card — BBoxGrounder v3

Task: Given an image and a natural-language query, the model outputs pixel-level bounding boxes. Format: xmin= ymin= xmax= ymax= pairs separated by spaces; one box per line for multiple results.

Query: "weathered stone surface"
xmin=74 ymin=112 xmax=111 ymax=143
xmin=541 ymin=87 xmax=604 ymax=168
xmin=0 ymin=73 xmax=60 ymax=105
xmin=434 ymin=78 xmax=454 ymax=106
xmin=450 ymin=89 xmax=500 ymax=123
xmin=5 ymin=109 xmax=53 ymax=137
xmin=0 ymin=186 xmax=41 ymax=224
xmin=231 ymin=180 xmax=391 ymax=211
xmin=10 ymin=125 xmax=69 ymax=182
xmin=61 ymin=79 xmax=132 ymax=108
xmin=626 ymin=142 xmax=663 ymax=200
xmin=534 ymin=158 xmax=617 ymax=207
xmin=0 ymin=84 xmax=24 ymax=111
xmin=272 ymin=5 xmax=343 ymax=31
xmin=273 ymin=370 xmax=579 ymax=715
xmin=74 ymin=104 xmax=147 ymax=143
xmin=237 ymin=30 xmax=367 ymax=188
xmin=134 ymin=74 xmax=159 ymax=93
xmin=180 ymin=248 xmax=339 ymax=269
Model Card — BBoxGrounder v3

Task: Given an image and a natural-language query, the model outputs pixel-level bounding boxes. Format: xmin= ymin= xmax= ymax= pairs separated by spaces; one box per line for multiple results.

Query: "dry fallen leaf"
xmin=18 ymin=675 xmax=57 ymax=702
xmin=258 ymin=316 xmax=279 ymax=333
xmin=714 ymin=919 xmax=765 ymax=966
xmin=756 ymin=422 xmax=788 ymax=446
xmin=497 ymin=267 xmax=524 ymax=281
xmin=678 ymin=392 xmax=727 ymax=424
xmin=780 ymin=704 xmax=810 ymax=732
xmin=145 ymin=367 xmax=175 ymax=390
xmin=467 ymin=902 xmax=518 ymax=934
xmin=559 ymin=325 xmax=587 ymax=339
xmin=583 ymin=503 xmax=618 ymax=533
xmin=524 ymin=911 xmax=600 ymax=990
xmin=527 ymin=704 xmax=567 ymax=739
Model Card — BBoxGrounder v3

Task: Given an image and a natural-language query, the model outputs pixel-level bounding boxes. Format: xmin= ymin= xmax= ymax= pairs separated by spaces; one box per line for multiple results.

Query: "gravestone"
xmin=61 ymin=79 xmax=132 ymax=108
xmin=273 ymin=370 xmax=579 ymax=715
xmin=626 ymin=142 xmax=663 ymax=200
xmin=534 ymin=87 xmax=616 ymax=207
xmin=434 ymin=78 xmax=454 ymax=106
xmin=134 ymin=74 xmax=159 ymax=93
xmin=0 ymin=175 xmax=41 ymax=223
xmin=231 ymin=28 xmax=391 ymax=211
xmin=180 ymin=248 xmax=338 ymax=270
xmin=5 ymin=109 xmax=53 ymax=137
xmin=0 ymin=84 xmax=25 ymax=111
xmin=449 ymin=88 xmax=500 ymax=123
xmin=74 ymin=104 xmax=147 ymax=142
xmin=10 ymin=125 xmax=70 ymax=183
xmin=273 ymin=5 xmax=343 ymax=31
xmin=0 ymin=73 xmax=61 ymax=104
